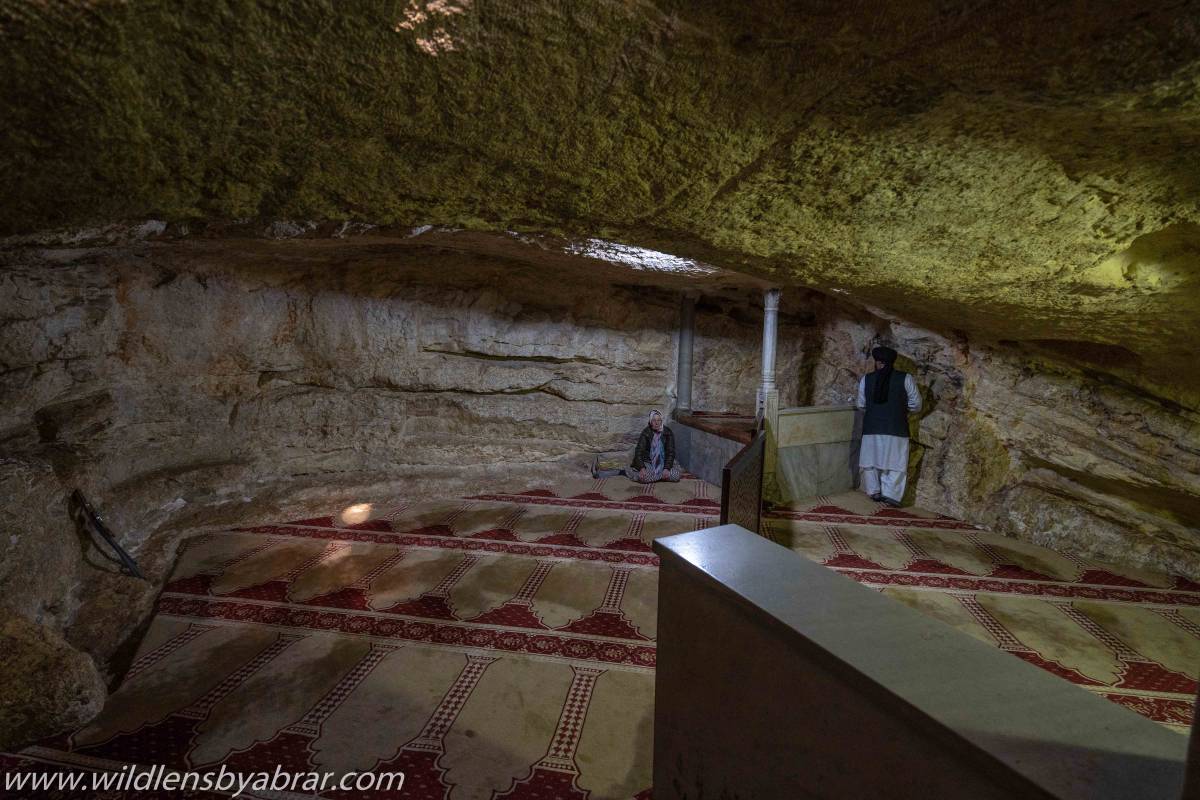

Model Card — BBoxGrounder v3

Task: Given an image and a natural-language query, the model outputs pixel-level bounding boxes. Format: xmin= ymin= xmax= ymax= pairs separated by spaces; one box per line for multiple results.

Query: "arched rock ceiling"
xmin=2 ymin=0 xmax=1198 ymax=404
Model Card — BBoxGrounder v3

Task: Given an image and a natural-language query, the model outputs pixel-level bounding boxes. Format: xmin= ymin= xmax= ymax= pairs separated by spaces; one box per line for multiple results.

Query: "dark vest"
xmin=863 ymin=370 xmax=911 ymax=438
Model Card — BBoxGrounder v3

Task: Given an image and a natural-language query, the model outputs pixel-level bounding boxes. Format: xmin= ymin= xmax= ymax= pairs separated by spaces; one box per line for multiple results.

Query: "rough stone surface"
xmin=1 ymin=241 xmax=790 ymax=492
xmin=2 ymin=0 xmax=1199 ymax=747
xmin=802 ymin=293 xmax=1200 ymax=578
xmin=0 ymin=613 xmax=106 ymax=751
xmin=2 ymin=1 xmax=1198 ymax=405
xmin=0 ymin=459 xmax=80 ymax=631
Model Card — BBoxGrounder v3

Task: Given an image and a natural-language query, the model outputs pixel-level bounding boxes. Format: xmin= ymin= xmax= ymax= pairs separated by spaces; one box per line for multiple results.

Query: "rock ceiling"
xmin=2 ymin=0 xmax=1198 ymax=405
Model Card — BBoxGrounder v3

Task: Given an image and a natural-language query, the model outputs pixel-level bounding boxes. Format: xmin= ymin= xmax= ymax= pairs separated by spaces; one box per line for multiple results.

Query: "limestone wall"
xmin=692 ymin=294 xmax=805 ymax=414
xmin=793 ymin=293 xmax=1200 ymax=580
xmin=1 ymin=250 xmax=789 ymax=503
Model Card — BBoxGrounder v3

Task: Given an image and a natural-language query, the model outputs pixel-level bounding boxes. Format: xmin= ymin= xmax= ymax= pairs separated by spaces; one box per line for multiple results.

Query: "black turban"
xmin=872 ymin=346 xmax=898 ymax=365
xmin=871 ymin=346 xmax=898 ymax=403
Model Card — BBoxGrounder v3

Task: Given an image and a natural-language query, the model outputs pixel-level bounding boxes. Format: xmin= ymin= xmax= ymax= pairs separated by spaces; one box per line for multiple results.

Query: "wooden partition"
xmin=720 ymin=429 xmax=764 ymax=533
xmin=653 ymin=525 xmax=1192 ymax=800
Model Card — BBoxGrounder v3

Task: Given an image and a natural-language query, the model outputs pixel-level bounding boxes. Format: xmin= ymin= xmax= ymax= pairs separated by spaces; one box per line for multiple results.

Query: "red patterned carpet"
xmin=4 ymin=477 xmax=1194 ymax=799
xmin=2 ymin=476 xmax=719 ymax=799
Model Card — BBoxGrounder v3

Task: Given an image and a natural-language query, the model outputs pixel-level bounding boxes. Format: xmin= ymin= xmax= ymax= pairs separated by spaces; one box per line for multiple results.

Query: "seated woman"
xmin=593 ymin=410 xmax=683 ymax=483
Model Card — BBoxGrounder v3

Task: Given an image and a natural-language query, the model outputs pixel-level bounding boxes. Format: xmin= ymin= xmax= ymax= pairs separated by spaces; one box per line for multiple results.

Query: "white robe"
xmin=856 ymin=372 xmax=922 ymax=471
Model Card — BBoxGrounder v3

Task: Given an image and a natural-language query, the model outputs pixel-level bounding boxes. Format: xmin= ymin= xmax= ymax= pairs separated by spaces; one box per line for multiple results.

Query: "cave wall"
xmin=1 ymin=247 xmax=792 ymax=501
xmin=793 ymin=293 xmax=1200 ymax=580
xmin=3 ymin=1 xmax=1197 ymax=410
xmin=692 ymin=294 xmax=804 ymax=415
xmin=0 ymin=0 xmax=1196 ymax=757
xmin=0 ymin=241 xmax=798 ymax=747
xmin=3 ymin=235 xmax=1197 ymax=747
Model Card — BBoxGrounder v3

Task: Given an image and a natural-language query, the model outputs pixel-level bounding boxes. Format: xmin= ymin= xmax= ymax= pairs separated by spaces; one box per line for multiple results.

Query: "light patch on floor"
xmin=210 ymin=540 xmax=328 ymax=595
xmin=368 ymin=549 xmax=465 ymax=609
xmin=288 ymin=543 xmax=400 ymax=602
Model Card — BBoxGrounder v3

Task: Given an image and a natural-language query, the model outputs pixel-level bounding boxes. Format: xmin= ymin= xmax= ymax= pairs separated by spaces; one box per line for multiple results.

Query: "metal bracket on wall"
xmin=68 ymin=489 xmax=145 ymax=579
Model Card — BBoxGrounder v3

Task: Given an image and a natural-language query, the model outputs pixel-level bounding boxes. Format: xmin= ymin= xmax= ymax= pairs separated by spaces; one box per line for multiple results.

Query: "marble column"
xmin=677 ymin=292 xmax=697 ymax=415
xmin=758 ymin=288 xmax=781 ymax=419
xmin=759 ymin=288 xmax=782 ymax=502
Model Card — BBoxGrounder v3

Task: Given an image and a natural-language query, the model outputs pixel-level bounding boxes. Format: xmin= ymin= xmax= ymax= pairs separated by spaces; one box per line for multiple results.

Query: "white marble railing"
xmin=774 ymin=405 xmax=859 ymax=503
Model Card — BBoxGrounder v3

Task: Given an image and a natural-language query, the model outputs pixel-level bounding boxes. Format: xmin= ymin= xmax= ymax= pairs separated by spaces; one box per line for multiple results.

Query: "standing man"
xmin=856 ymin=346 xmax=922 ymax=507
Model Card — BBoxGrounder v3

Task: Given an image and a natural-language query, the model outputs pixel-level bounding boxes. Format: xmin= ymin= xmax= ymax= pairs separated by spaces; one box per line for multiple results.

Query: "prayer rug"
xmin=6 ymin=478 xmax=1193 ymax=799
xmin=764 ymin=492 xmax=1200 ymax=733
xmin=3 ymin=476 xmax=716 ymax=799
